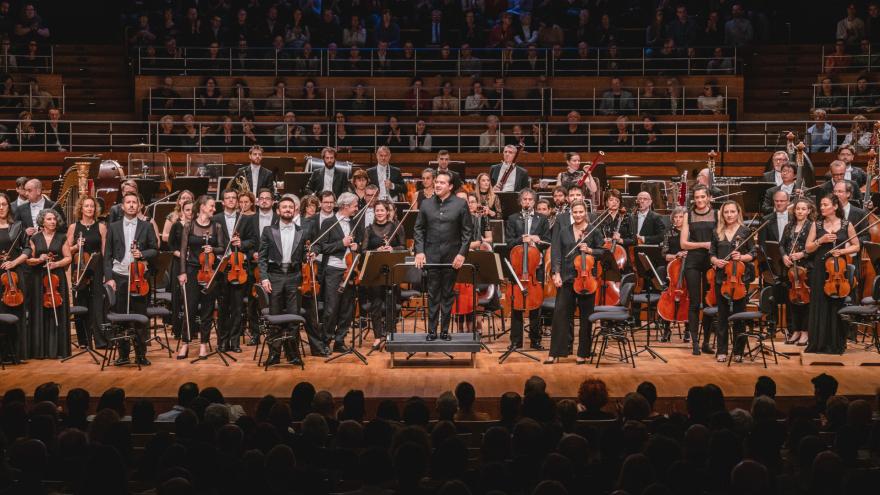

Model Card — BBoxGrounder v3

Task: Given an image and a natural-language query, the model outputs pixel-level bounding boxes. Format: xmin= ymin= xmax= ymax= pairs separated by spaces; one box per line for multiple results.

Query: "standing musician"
xmin=781 ymin=197 xmax=815 ymax=346
xmin=317 ymin=192 xmax=364 ymax=353
xmin=233 ymin=145 xmax=276 ymax=196
xmin=832 ymin=181 xmax=869 ymax=244
xmin=238 ymin=191 xmax=255 ymax=215
xmin=490 ymin=144 xmax=530 ymax=193
xmin=435 ymin=149 xmax=462 ymax=192
xmin=763 ymin=151 xmax=789 ymax=185
xmin=103 ymin=192 xmax=159 ymax=365
xmin=414 ymin=171 xmax=474 ymax=341
xmin=761 ymin=163 xmax=801 ymax=214
xmin=536 ymin=199 xmax=553 ymax=218
xmin=680 ymin=184 xmax=717 ymax=355
xmin=837 ymin=144 xmax=868 ymax=189
xmin=694 ymin=168 xmax=723 ymax=198
xmin=546 ymin=199 xmax=604 ymax=364
xmin=630 ymin=191 xmax=666 ymax=246
xmin=367 ymin=146 xmax=406 ymax=201
xmin=213 ymin=189 xmax=256 ymax=353
xmin=16 ymin=178 xmax=64 ymax=236
xmin=305 ymin=146 xmax=349 ymax=198
xmin=67 ymin=195 xmax=107 ymax=350
xmin=556 ymin=152 xmax=600 ymax=203
xmin=708 ymin=201 xmax=756 ymax=363
xmin=361 ymin=199 xmax=406 ymax=351
xmin=505 ymin=188 xmax=550 ymax=350
xmin=551 ymin=185 xmax=587 ymax=234
xmin=25 ymin=209 xmax=71 ymax=360
xmin=552 ymin=186 xmax=568 ymax=213
xmin=244 ymin=188 xmax=277 ymax=346
xmin=258 ymin=196 xmax=307 ymax=367
xmin=107 ymin=180 xmax=139 ymax=224
xmin=660 ymin=206 xmax=687 ymax=342
xmin=167 ymin=199 xmax=193 ymax=341
xmin=475 ymin=173 xmax=502 ymax=219
xmin=805 ymin=194 xmax=860 ymax=354
xmin=0 ymin=193 xmax=28 ymax=363
xmin=598 ymin=189 xmax=632 ymax=273
xmin=177 ymin=195 xmax=227 ymax=361
xmin=819 ymin=161 xmax=860 ymax=206
xmin=759 ymin=189 xmax=791 ymax=332
xmin=160 ymin=190 xmax=195 ymax=246
xmin=416 ymin=168 xmax=436 ymax=208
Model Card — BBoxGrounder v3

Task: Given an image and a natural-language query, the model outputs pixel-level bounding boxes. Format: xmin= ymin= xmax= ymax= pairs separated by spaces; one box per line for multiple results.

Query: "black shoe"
xmin=692 ymin=342 xmax=701 ymax=356
xmin=660 ymin=331 xmax=671 ymax=343
xmin=440 ymin=332 xmax=451 ymax=341
xmin=136 ymin=357 xmax=151 ymax=366
xmin=701 ymin=343 xmax=714 ymax=354
xmin=310 ymin=349 xmax=330 ymax=357
xmin=287 ymin=356 xmax=303 ymax=365
xmin=333 ymin=343 xmax=350 ymax=353
xmin=529 ymin=342 xmax=545 ymax=351
xmin=248 ymin=336 xmax=259 ymax=346
xmin=683 ymin=333 xmax=690 ymax=343
xmin=218 ymin=343 xmax=228 ymax=352
xmin=115 ymin=356 xmax=131 ymax=366
xmin=427 ymin=332 xmax=437 ymax=341
xmin=265 ymin=355 xmax=281 ymax=366
xmin=231 ymin=346 xmax=242 ymax=353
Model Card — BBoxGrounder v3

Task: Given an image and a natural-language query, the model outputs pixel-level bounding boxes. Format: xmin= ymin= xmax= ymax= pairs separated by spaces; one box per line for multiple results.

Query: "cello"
xmin=657 ymin=230 xmax=689 ymax=322
xmin=598 ymin=208 xmax=627 ymax=305
xmin=506 ymin=210 xmax=545 ymax=312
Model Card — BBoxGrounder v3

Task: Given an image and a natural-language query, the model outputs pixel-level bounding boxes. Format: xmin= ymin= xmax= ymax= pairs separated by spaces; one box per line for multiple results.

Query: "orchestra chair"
xmin=728 ymin=286 xmax=788 ymax=368
xmin=589 ymin=281 xmax=637 ymax=368
xmin=145 ymin=252 xmax=174 ymax=357
xmin=252 ymin=283 xmax=306 ymax=370
xmin=838 ymin=275 xmax=880 ymax=353
xmin=398 ymin=264 xmax=428 ymax=333
xmin=477 ymin=285 xmax=505 ymax=341
xmin=61 ymin=304 xmax=101 ymax=365
xmin=0 ymin=313 xmax=19 ymax=369
xmin=100 ymin=284 xmax=147 ymax=371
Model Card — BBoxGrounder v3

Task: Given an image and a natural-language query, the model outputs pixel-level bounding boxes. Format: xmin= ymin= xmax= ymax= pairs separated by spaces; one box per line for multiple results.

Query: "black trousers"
xmin=716 ymin=294 xmax=747 ymax=356
xmin=73 ymin=276 xmax=105 ymax=348
xmin=182 ymin=266 xmax=217 ymax=344
xmin=322 ymin=266 xmax=355 ymax=345
xmin=511 ymin=308 xmax=541 ymax=347
xmin=549 ymin=282 xmax=595 ymax=358
xmin=366 ymin=285 xmax=396 ymax=338
xmin=426 ymin=266 xmax=457 ymax=334
xmin=112 ymin=273 xmax=148 ymax=358
xmin=684 ymin=265 xmax=712 ymax=345
xmin=266 ymin=271 xmax=302 ymax=359
xmin=771 ymin=283 xmax=793 ymax=332
xmin=218 ymin=278 xmax=244 ymax=347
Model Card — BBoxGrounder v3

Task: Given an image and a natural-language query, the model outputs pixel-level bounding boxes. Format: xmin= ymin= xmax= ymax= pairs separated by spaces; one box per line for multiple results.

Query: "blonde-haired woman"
xmin=841 ymin=114 xmax=873 ymax=153
xmin=474 ymin=172 xmax=501 ymax=219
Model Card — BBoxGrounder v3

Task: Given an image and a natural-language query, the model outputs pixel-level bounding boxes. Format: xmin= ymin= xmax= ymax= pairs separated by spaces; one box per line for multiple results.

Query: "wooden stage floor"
xmin=3 ymin=329 xmax=879 ymax=408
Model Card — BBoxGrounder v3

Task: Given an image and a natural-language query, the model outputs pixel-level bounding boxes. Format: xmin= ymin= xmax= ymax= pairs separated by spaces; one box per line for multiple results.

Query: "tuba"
xmin=226 ymin=174 xmax=251 ymax=195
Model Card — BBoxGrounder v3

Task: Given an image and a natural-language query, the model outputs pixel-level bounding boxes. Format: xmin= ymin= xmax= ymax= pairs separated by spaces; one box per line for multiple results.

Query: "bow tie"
xmin=124 ymin=220 xmax=137 ymax=227
xmin=280 ymin=224 xmax=295 ymax=231
xmin=340 ymin=217 xmax=350 ymax=223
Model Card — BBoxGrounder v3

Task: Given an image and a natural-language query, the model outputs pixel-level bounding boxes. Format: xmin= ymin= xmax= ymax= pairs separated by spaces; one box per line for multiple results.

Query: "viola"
xmin=0 ymin=253 xmax=23 ymax=307
xmin=507 ymin=226 xmax=544 ymax=312
xmin=657 ymin=256 xmax=689 ymax=322
xmin=598 ymin=209 xmax=627 ymax=305
xmin=572 ymin=253 xmax=600 ymax=295
xmin=197 ymin=234 xmax=215 ymax=286
xmin=300 ymin=240 xmax=319 ymax=296
xmin=720 ymin=259 xmax=747 ymax=301
xmin=226 ymin=233 xmax=248 ymax=285
xmin=42 ymin=253 xmax=62 ymax=309
xmin=787 ymin=264 xmax=810 ymax=304
xmin=824 ymin=255 xmax=851 ymax=298
xmin=129 ymin=241 xmax=150 ymax=296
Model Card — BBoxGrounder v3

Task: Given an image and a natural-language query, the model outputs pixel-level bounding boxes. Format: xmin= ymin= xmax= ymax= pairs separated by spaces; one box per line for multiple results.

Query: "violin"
xmin=705 ymin=268 xmax=718 ymax=306
xmin=824 ymin=255 xmax=851 ymax=298
xmin=197 ymin=234 xmax=215 ymax=286
xmin=42 ymin=253 xmax=62 ymax=309
xmin=787 ymin=225 xmax=810 ymax=305
xmin=72 ymin=233 xmax=92 ymax=290
xmin=300 ymin=240 xmax=319 ymax=296
xmin=128 ymin=241 xmax=149 ymax=296
xmin=338 ymin=251 xmax=361 ymax=293
xmin=720 ymin=235 xmax=747 ymax=301
xmin=506 ymin=211 xmax=544 ymax=312
xmin=573 ymin=252 xmax=601 ymax=295
xmin=0 ymin=252 xmax=23 ymax=307
xmin=658 ymin=252 xmax=689 ymax=322
xmin=226 ymin=232 xmax=248 ymax=285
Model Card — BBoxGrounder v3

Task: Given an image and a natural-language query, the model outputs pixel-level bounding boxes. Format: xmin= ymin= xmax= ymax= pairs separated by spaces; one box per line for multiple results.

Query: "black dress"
xmin=780 ymin=220 xmax=812 ymax=333
xmin=27 ymin=232 xmax=69 ymax=359
xmin=361 ymin=221 xmax=406 ymax=339
xmin=168 ymin=221 xmax=185 ymax=339
xmin=806 ymin=220 xmax=850 ymax=354
xmin=0 ymin=223 xmax=28 ymax=362
xmin=180 ymin=220 xmax=226 ymax=344
xmin=709 ymin=225 xmax=756 ymax=357
xmin=72 ymin=221 xmax=105 ymax=348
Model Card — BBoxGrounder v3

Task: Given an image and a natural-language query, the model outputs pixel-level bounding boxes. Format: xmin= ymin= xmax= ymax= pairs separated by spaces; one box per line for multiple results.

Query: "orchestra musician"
xmin=598 ymin=189 xmax=632 ymax=270
xmin=167 ymin=199 xmax=193 ymax=341
xmin=416 ymin=168 xmax=436 ymax=208
xmin=680 ymin=184 xmax=716 ymax=355
xmin=350 ymin=169 xmax=370 ymax=205
xmin=781 ymin=197 xmax=815 ymax=346
xmin=233 ymin=145 xmax=276 ymax=196
xmin=818 ymin=161 xmax=860 ymax=206
xmin=213 ymin=189 xmax=256 ymax=354
xmin=318 ymin=192 xmax=364 ymax=353
xmin=108 ymin=180 xmax=139 ymax=224
xmin=367 ymin=146 xmax=406 ymax=201
xmin=762 ymin=151 xmax=788 ymax=185
xmin=761 ymin=163 xmax=801 ymax=214
xmin=238 ymin=191 xmax=256 ymax=215
xmin=694 ymin=168 xmax=723 ymax=198
xmin=832 ymin=182 xmax=869 ymax=244
xmin=490 ymin=144 xmax=530 ymax=193
xmin=305 ymin=147 xmax=349 ymax=198
xmin=16 ymin=178 xmax=64 ymax=236
xmin=805 ymin=194 xmax=860 ymax=354
xmin=546 ymin=199 xmax=604 ymax=364
xmin=551 ymin=186 xmax=568 ymax=214
xmin=630 ymin=191 xmax=666 ymax=246
xmin=414 ymin=171 xmax=474 ymax=341
xmin=103 ymin=192 xmax=159 ymax=365
xmin=67 ymin=195 xmax=107 ymax=350
xmin=25 ymin=209 xmax=71 ymax=360
xmin=837 ymin=144 xmax=868 ymax=189
xmin=0 ymin=193 xmax=28 ymax=363
xmin=660 ymin=206 xmax=687 ymax=342
xmin=759 ymin=189 xmax=791 ymax=333
xmin=556 ymin=152 xmax=599 ymax=204
xmin=551 ymin=185 xmax=587 ymax=233
xmin=258 ymin=196 xmax=307 ymax=367
xmin=245 ymin=188 xmax=279 ymax=346
xmin=361 ymin=199 xmax=406 ymax=351
xmin=708 ymin=201 xmax=756 ymax=363
xmin=475 ymin=173 xmax=502 ymax=219
xmin=435 ymin=149 xmax=462 ymax=191
xmin=536 ymin=198 xmax=553 ymax=219
xmin=177 ymin=195 xmax=227 ymax=361
xmin=160 ymin=190 xmax=195 ymax=246
xmin=505 ymin=188 xmax=550 ymax=350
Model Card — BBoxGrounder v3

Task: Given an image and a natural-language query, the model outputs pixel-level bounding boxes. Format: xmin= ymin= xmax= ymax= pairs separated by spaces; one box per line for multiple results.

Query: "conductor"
xmin=414 ymin=171 xmax=474 ymax=341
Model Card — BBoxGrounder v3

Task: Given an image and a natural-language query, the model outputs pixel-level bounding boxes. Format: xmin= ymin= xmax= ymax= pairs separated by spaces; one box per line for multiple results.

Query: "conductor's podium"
xmin=385 ymin=333 xmax=483 ymax=368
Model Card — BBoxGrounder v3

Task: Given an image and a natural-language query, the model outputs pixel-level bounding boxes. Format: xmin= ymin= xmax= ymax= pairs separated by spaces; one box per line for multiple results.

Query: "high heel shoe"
xmin=176 ymin=346 xmax=189 ymax=360
xmin=543 ymin=357 xmax=558 ymax=365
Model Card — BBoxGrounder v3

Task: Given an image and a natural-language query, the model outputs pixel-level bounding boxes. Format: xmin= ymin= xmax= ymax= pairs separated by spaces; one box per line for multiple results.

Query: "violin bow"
xmin=564 ymin=209 xmax=612 ymax=258
xmin=722 ymin=213 xmax=769 ymax=262
xmin=384 ymin=194 xmax=419 ymax=248
xmin=45 ymin=253 xmax=59 ymax=327
xmin=202 ymin=213 xmax=245 ymax=293
xmin=824 ymin=210 xmax=880 ymax=258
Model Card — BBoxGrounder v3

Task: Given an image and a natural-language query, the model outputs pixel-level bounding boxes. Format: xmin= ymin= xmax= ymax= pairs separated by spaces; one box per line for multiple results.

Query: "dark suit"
xmin=317 ymin=215 xmax=364 ymax=347
xmin=761 ymin=184 xmax=798 ymax=215
xmin=848 ymin=166 xmax=868 ymax=189
xmin=43 ymin=122 xmax=69 ymax=151
xmin=762 ymin=170 xmax=779 ymax=185
xmin=846 ymin=204 xmax=870 ymax=244
xmin=15 ymin=200 xmax=64 ymax=231
xmin=760 ymin=211 xmax=790 ymax=329
xmin=103 ymin=218 xmax=159 ymax=359
xmin=306 ymin=166 xmax=349 ymax=198
xmin=505 ymin=211 xmax=550 ymax=347
xmin=367 ymin=165 xmax=406 ymax=201
xmin=818 ymin=179 xmax=862 ymax=208
xmin=628 ymin=210 xmax=666 ymax=245
xmin=258 ymin=221 xmax=307 ymax=360
xmin=489 ymin=163 xmax=530 ymax=192
xmin=213 ymin=211 xmax=256 ymax=349
xmin=234 ymin=164 xmax=276 ymax=196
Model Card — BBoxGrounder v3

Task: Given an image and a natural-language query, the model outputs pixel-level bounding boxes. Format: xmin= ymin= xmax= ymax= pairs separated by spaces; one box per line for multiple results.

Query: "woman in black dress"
xmin=177 ymin=195 xmax=227 ymax=360
xmin=679 ymin=184 xmax=716 ymax=355
xmin=781 ymin=197 xmax=815 ymax=346
xmin=25 ymin=209 xmax=71 ymax=359
xmin=805 ymin=195 xmax=859 ymax=354
xmin=546 ymin=200 xmax=605 ymax=365
xmin=0 ymin=193 xmax=28 ymax=364
xmin=361 ymin=200 xmax=406 ymax=351
xmin=415 ymin=168 xmax=435 ymax=209
xmin=708 ymin=201 xmax=756 ymax=363
xmin=168 ymin=199 xmax=193 ymax=341
xmin=660 ymin=206 xmax=687 ymax=342
xmin=67 ymin=195 xmax=107 ymax=350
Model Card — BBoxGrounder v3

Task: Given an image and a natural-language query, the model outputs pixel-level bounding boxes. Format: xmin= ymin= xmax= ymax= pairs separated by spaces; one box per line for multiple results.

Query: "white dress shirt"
xmin=279 ymin=221 xmax=296 ymax=263
xmin=780 ymin=182 xmax=794 ymax=196
xmin=776 ymin=211 xmax=788 ymax=241
xmin=258 ymin=210 xmax=273 ymax=236
xmin=224 ymin=212 xmax=237 ymax=238
xmin=327 ymin=215 xmax=351 ymax=269
xmin=498 ymin=163 xmax=517 ymax=192
xmin=773 ymin=170 xmax=782 ymax=186
xmin=845 ymin=164 xmax=853 ymax=182
xmin=113 ymin=218 xmax=138 ymax=276
xmin=376 ymin=164 xmax=390 ymax=199
xmin=323 ymin=166 xmax=335 ymax=192
xmin=637 ymin=211 xmax=647 ymax=235
xmin=843 ymin=203 xmax=851 ymax=220
xmin=364 ymin=207 xmax=374 ymax=227
xmin=29 ymin=198 xmax=46 ymax=223
xmin=250 ymin=164 xmax=261 ymax=194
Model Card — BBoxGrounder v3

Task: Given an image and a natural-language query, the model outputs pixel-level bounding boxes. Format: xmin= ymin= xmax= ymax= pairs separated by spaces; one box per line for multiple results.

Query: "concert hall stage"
xmin=4 ymin=332 xmax=878 ymax=415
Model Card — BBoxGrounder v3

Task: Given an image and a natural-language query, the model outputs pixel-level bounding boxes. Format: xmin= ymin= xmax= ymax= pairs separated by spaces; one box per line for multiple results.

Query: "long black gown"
xmin=72 ymin=221 xmax=105 ymax=348
xmin=0 ymin=223 xmax=28 ymax=362
xmin=27 ymin=232 xmax=69 ymax=359
xmin=806 ymin=219 xmax=850 ymax=354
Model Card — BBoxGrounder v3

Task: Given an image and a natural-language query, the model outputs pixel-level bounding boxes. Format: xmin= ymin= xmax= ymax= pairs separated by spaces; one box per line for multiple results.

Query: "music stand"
xmin=62 ymin=256 xmax=107 ymax=365
xmin=134 ymin=179 xmax=159 ymax=204
xmin=762 ymin=241 xmax=784 ymax=285
xmin=283 ymin=171 xmax=311 ymax=197
xmin=402 ymin=210 xmax=418 ymax=240
xmin=151 ymin=202 xmax=175 ymax=231
xmin=146 ymin=252 xmax=174 ymax=356
xmin=633 ymin=244 xmax=664 ymax=333
xmin=358 ymin=251 xmax=409 ymax=355
xmin=263 ymin=156 xmax=296 ymax=175
xmin=498 ymin=192 xmax=520 ymax=219
xmin=634 ymin=252 xmax=668 ymax=363
xmin=216 ymin=177 xmax=234 ymax=198
xmin=171 ymin=177 xmax=210 ymax=197
xmin=464 ymin=250 xmax=504 ymax=353
xmin=739 ymin=182 xmax=773 ymax=214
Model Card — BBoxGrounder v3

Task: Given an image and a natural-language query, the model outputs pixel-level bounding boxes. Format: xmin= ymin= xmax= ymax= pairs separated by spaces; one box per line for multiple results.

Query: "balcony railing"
xmin=1 ymin=45 xmax=54 ymax=74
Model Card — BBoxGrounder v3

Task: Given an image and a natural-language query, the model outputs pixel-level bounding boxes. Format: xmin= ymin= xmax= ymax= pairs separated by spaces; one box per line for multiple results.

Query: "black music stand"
xmin=359 ymin=251 xmax=409 ymax=356
xmin=283 ymin=172 xmax=311 ymax=197
xmin=464 ymin=250 xmax=504 ymax=354
xmin=62 ymin=255 xmax=107 ymax=365
xmin=633 ymin=244 xmax=664 ymax=330
xmin=762 ymin=241 xmax=784 ymax=285
xmin=216 ymin=177 xmax=234 ymax=198
xmin=634 ymin=252 xmax=668 ymax=363
xmin=134 ymin=179 xmax=159 ymax=203
xmin=739 ymin=182 xmax=773 ymax=214
xmin=402 ymin=210 xmax=418 ymax=240
xmin=263 ymin=156 xmax=296 ymax=175
xmin=172 ymin=177 xmax=210 ymax=198
xmin=497 ymin=256 xmax=541 ymax=363
xmin=498 ymin=192 xmax=520 ymax=219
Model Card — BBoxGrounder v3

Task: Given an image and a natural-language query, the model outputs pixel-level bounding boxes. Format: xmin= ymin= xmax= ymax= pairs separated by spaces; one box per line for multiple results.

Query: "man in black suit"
xmin=551 ymin=185 xmax=586 ymax=235
xmin=763 ymin=150 xmax=789 ymax=185
xmin=103 ymin=192 xmax=159 ymax=366
xmin=258 ymin=196 xmax=306 ymax=367
xmin=213 ymin=189 xmax=256 ymax=353
xmin=694 ymin=168 xmax=723 ymax=198
xmin=505 ymin=189 xmax=550 ymax=350
xmin=305 ymin=147 xmax=349 ymax=198
xmin=833 ymin=181 xmax=870 ymax=244
xmin=628 ymin=192 xmax=667 ymax=246
xmin=367 ymin=146 xmax=406 ymax=201
xmin=43 ymin=108 xmax=69 ymax=152
xmin=107 ymin=180 xmax=139 ymax=224
xmin=317 ymin=192 xmax=364 ymax=353
xmin=837 ymin=144 xmax=868 ymax=189
xmin=414 ymin=171 xmax=474 ymax=341
xmin=759 ymin=185 xmax=791 ymax=332
xmin=243 ymin=187 xmax=278 ymax=347
xmin=16 ymin=178 xmax=64 ymax=235
xmin=234 ymin=145 xmax=276 ymax=197
xmin=423 ymin=9 xmax=452 ymax=47
xmin=490 ymin=144 xmax=530 ymax=193
xmin=819 ymin=161 xmax=862 ymax=208
xmin=762 ymin=162 xmax=801 ymax=214
xmin=435 ymin=149 xmax=462 ymax=191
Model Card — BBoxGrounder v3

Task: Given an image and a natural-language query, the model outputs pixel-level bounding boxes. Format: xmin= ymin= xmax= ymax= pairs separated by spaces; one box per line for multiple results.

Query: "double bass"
xmin=506 ymin=210 xmax=544 ymax=311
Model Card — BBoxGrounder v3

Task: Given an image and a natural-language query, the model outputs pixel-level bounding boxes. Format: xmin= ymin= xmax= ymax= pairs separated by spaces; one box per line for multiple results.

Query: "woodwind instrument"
xmin=576 ymin=151 xmax=606 ymax=188
xmin=493 ymin=143 xmax=525 ymax=191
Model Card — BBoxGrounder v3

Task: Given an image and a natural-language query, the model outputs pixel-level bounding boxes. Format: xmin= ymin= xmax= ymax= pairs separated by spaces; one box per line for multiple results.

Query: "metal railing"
xmin=146 ymin=84 xmax=729 ymax=118
xmin=0 ymin=118 xmax=857 ymax=153
xmin=0 ymin=82 xmax=65 ymax=114
xmin=812 ymin=82 xmax=880 ymax=113
xmin=136 ymin=45 xmax=739 ymax=77
xmin=1 ymin=45 xmax=54 ymax=74
xmin=821 ymin=44 xmax=878 ymax=73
